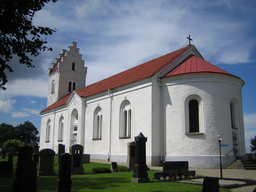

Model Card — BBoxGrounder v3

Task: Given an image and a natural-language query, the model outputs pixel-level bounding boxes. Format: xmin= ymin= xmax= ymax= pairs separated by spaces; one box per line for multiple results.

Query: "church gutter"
xmin=108 ymin=89 xmax=113 ymax=161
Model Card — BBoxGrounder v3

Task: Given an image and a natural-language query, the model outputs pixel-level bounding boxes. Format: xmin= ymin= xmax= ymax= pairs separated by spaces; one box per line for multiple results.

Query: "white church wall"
xmin=83 ymin=80 xmax=154 ymax=164
xmin=47 ymin=71 xmax=60 ymax=107
xmin=162 ymin=74 xmax=245 ymax=168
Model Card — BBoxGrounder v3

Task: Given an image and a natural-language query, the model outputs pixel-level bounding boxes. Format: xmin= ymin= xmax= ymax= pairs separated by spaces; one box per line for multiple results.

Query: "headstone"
xmin=12 ymin=146 xmax=33 ymax=192
xmin=163 ymin=161 xmax=195 ymax=176
xmin=38 ymin=148 xmax=56 ymax=176
xmin=69 ymin=144 xmax=84 ymax=174
xmin=10 ymin=146 xmax=16 ymax=156
xmin=0 ymin=161 xmax=9 ymax=176
xmin=33 ymin=153 xmax=39 ymax=164
xmin=2 ymin=148 xmax=6 ymax=159
xmin=202 ymin=177 xmax=219 ymax=192
xmin=20 ymin=160 xmax=37 ymax=192
xmin=111 ymin=162 xmax=118 ymax=172
xmin=131 ymin=132 xmax=150 ymax=183
xmin=56 ymin=153 xmax=72 ymax=192
xmin=8 ymin=154 xmax=13 ymax=175
xmin=127 ymin=142 xmax=136 ymax=170
xmin=83 ymin=154 xmax=90 ymax=164
xmin=58 ymin=144 xmax=65 ymax=164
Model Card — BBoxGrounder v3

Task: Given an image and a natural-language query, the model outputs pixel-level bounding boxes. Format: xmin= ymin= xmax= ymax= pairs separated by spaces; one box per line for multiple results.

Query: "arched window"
xmin=46 ymin=120 xmax=51 ymax=143
xmin=189 ymin=99 xmax=199 ymax=133
xmin=230 ymin=100 xmax=237 ymax=129
xmin=93 ymin=107 xmax=102 ymax=140
xmin=58 ymin=116 xmax=64 ymax=142
xmin=68 ymin=81 xmax=76 ymax=92
xmin=185 ymin=95 xmax=203 ymax=134
xmin=51 ymin=80 xmax=55 ymax=93
xmin=71 ymin=109 xmax=78 ymax=145
xmin=72 ymin=62 xmax=76 ymax=71
xmin=119 ymin=100 xmax=131 ymax=138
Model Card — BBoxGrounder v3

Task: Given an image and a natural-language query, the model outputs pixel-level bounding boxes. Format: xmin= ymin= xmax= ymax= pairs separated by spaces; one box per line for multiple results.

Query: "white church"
xmin=39 ymin=42 xmax=246 ymax=168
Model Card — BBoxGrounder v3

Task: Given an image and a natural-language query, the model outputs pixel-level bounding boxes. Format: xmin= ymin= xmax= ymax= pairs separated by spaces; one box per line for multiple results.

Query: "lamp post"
xmin=217 ymin=135 xmax=223 ymax=178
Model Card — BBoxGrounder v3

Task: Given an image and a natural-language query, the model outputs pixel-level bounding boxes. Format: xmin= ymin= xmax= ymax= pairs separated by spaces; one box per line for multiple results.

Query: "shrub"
xmin=92 ymin=167 xmax=112 ymax=173
xmin=114 ymin=165 xmax=130 ymax=172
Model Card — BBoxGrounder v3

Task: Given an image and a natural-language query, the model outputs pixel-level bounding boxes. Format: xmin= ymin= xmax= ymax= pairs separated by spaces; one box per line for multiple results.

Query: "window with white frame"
xmin=185 ymin=95 xmax=203 ymax=134
xmin=58 ymin=116 xmax=64 ymax=142
xmin=68 ymin=81 xmax=76 ymax=92
xmin=46 ymin=120 xmax=51 ymax=142
xmin=71 ymin=109 xmax=78 ymax=145
xmin=93 ymin=107 xmax=102 ymax=140
xmin=230 ymin=99 xmax=238 ymax=129
xmin=51 ymin=80 xmax=55 ymax=93
xmin=119 ymin=100 xmax=131 ymax=138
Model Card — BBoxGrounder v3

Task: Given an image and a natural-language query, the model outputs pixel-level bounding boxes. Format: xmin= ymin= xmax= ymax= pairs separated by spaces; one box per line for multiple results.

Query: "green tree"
xmin=250 ymin=135 xmax=256 ymax=152
xmin=2 ymin=139 xmax=24 ymax=152
xmin=0 ymin=0 xmax=57 ymax=90
xmin=15 ymin=121 xmax=39 ymax=146
xmin=0 ymin=123 xmax=15 ymax=147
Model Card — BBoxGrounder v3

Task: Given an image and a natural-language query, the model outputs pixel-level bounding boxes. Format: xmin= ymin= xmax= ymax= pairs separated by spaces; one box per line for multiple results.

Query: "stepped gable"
xmin=163 ymin=55 xmax=239 ymax=79
xmin=40 ymin=45 xmax=194 ymax=113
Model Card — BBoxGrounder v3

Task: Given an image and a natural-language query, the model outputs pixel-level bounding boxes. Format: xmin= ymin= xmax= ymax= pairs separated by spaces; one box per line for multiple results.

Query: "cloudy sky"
xmin=0 ymin=0 xmax=255 ymax=153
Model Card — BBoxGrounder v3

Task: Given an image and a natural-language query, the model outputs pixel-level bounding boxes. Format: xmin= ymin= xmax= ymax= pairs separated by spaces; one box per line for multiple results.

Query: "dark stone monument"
xmin=2 ymin=148 xmax=6 ymax=159
xmin=12 ymin=146 xmax=33 ymax=192
xmin=10 ymin=146 xmax=16 ymax=156
xmin=38 ymin=148 xmax=56 ymax=176
xmin=127 ymin=141 xmax=136 ymax=170
xmin=70 ymin=144 xmax=84 ymax=174
xmin=33 ymin=153 xmax=39 ymax=164
xmin=20 ymin=160 xmax=37 ymax=192
xmin=56 ymin=153 xmax=72 ymax=192
xmin=8 ymin=154 xmax=13 ymax=175
xmin=0 ymin=161 xmax=9 ymax=176
xmin=111 ymin=162 xmax=118 ymax=172
xmin=131 ymin=132 xmax=150 ymax=183
xmin=202 ymin=177 xmax=219 ymax=192
xmin=83 ymin=154 xmax=90 ymax=164
xmin=58 ymin=144 xmax=65 ymax=164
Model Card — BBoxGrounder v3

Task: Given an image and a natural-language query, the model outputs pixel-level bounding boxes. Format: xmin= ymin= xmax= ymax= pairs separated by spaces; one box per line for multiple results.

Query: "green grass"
xmin=0 ymin=156 xmax=230 ymax=192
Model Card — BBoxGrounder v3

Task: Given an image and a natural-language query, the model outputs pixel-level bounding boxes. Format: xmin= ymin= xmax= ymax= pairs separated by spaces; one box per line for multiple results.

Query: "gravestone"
xmin=111 ymin=162 xmax=118 ymax=172
xmin=8 ymin=154 xmax=13 ymax=175
xmin=70 ymin=144 xmax=84 ymax=174
xmin=20 ymin=160 xmax=37 ymax=192
xmin=0 ymin=161 xmax=9 ymax=176
xmin=33 ymin=153 xmax=39 ymax=164
xmin=38 ymin=148 xmax=56 ymax=176
xmin=127 ymin=142 xmax=136 ymax=170
xmin=2 ymin=148 xmax=6 ymax=159
xmin=202 ymin=177 xmax=219 ymax=192
xmin=10 ymin=146 xmax=16 ymax=156
xmin=83 ymin=154 xmax=90 ymax=163
xmin=58 ymin=144 xmax=65 ymax=164
xmin=131 ymin=132 xmax=150 ymax=183
xmin=12 ymin=146 xmax=33 ymax=192
xmin=163 ymin=161 xmax=195 ymax=176
xmin=56 ymin=153 xmax=72 ymax=192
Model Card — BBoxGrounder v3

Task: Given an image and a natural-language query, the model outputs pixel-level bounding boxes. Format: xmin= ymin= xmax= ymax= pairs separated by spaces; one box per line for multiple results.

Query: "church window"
xmin=119 ymin=100 xmax=131 ymax=138
xmin=46 ymin=120 xmax=51 ymax=143
xmin=51 ymin=80 xmax=55 ymax=93
xmin=58 ymin=116 xmax=64 ymax=142
xmin=230 ymin=99 xmax=238 ymax=129
xmin=68 ymin=81 xmax=76 ymax=92
xmin=189 ymin=99 xmax=199 ymax=133
xmin=185 ymin=95 xmax=203 ymax=134
xmin=93 ymin=107 xmax=102 ymax=140
xmin=71 ymin=109 xmax=78 ymax=145
xmin=72 ymin=62 xmax=76 ymax=71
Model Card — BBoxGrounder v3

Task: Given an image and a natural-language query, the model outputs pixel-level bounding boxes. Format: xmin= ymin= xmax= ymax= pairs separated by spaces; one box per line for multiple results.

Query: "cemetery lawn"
xmin=0 ymin=157 xmax=230 ymax=192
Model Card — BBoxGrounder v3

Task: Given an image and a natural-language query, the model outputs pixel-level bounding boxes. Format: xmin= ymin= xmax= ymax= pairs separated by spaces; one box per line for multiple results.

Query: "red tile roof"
xmin=163 ymin=55 xmax=238 ymax=78
xmin=42 ymin=46 xmax=240 ymax=114
xmin=41 ymin=46 xmax=191 ymax=113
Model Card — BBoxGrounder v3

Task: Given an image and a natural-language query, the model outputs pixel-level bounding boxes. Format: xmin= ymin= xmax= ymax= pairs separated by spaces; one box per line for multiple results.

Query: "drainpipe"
xmin=108 ymin=89 xmax=113 ymax=161
xmin=52 ymin=108 xmax=56 ymax=151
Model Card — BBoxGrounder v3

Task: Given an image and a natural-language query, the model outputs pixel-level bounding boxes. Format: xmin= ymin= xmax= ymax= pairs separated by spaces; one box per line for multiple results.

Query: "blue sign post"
xmin=221 ymin=144 xmax=229 ymax=147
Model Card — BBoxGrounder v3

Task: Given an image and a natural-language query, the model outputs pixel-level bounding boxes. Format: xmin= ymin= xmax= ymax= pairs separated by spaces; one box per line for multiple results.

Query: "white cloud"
xmin=23 ymin=108 xmax=40 ymax=115
xmin=29 ymin=100 xmax=36 ymax=104
xmin=11 ymin=112 xmax=30 ymax=118
xmin=0 ymin=99 xmax=16 ymax=113
xmin=244 ymin=113 xmax=256 ymax=129
xmin=3 ymin=78 xmax=48 ymax=98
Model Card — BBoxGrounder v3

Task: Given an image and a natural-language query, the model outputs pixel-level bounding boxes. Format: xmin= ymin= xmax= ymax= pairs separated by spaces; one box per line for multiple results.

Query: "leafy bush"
xmin=92 ymin=167 xmax=112 ymax=173
xmin=114 ymin=165 xmax=130 ymax=172
xmin=2 ymin=139 xmax=24 ymax=151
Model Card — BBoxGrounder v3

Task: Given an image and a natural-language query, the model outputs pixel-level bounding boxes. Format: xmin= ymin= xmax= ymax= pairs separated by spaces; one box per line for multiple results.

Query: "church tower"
xmin=46 ymin=42 xmax=87 ymax=107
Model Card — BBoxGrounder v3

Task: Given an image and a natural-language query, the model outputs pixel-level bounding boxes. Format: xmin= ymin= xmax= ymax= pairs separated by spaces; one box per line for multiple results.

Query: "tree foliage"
xmin=250 ymin=135 xmax=256 ymax=152
xmin=2 ymin=139 xmax=24 ymax=151
xmin=0 ymin=121 xmax=39 ymax=149
xmin=0 ymin=0 xmax=57 ymax=90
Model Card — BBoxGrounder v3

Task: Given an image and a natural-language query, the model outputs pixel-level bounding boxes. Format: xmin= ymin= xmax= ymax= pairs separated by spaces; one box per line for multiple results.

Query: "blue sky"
xmin=0 ymin=0 xmax=255 ymax=153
